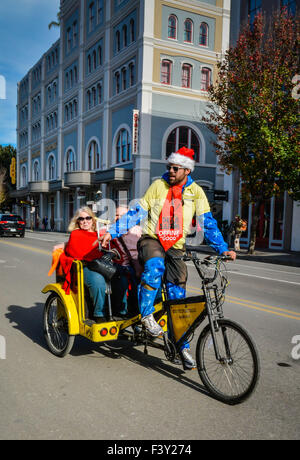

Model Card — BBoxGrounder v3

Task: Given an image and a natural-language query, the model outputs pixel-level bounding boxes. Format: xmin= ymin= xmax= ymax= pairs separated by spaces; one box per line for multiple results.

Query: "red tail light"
xmin=18 ymin=221 xmax=25 ymax=225
xmin=0 ymin=221 xmax=8 ymax=224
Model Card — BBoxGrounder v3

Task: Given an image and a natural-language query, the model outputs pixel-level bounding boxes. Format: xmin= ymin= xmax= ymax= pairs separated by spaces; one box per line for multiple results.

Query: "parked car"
xmin=0 ymin=213 xmax=26 ymax=237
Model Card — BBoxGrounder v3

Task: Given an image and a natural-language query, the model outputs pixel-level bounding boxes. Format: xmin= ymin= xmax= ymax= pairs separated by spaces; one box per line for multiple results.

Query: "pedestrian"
xmin=230 ymin=215 xmax=247 ymax=251
xmin=50 ymin=216 xmax=55 ymax=231
xmin=42 ymin=216 xmax=48 ymax=231
xmin=100 ymin=146 xmax=236 ymax=369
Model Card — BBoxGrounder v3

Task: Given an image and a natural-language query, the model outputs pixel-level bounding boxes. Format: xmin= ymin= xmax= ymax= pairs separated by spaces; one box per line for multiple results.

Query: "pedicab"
xmin=42 ymin=240 xmax=260 ymax=405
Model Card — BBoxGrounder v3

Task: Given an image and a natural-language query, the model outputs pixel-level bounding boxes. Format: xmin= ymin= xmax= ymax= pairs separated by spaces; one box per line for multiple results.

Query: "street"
xmin=0 ymin=231 xmax=299 ymax=440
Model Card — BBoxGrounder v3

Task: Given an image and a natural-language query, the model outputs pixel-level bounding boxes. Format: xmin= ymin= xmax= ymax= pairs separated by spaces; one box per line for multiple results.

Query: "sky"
xmin=0 ymin=0 xmax=60 ymax=147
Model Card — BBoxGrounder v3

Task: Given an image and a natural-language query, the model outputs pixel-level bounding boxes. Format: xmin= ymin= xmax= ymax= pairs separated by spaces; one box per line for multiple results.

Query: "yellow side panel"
xmin=170 ymin=301 xmax=205 ymax=343
xmin=42 ymin=283 xmax=80 ymax=335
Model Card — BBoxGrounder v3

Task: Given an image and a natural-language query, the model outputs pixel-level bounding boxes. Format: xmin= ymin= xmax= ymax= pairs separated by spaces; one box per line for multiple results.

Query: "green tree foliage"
xmin=0 ymin=145 xmax=16 ymax=210
xmin=204 ymin=8 xmax=300 ymax=252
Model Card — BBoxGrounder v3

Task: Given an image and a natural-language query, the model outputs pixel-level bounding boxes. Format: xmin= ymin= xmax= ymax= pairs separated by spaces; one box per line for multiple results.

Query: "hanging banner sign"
xmin=132 ymin=109 xmax=139 ymax=155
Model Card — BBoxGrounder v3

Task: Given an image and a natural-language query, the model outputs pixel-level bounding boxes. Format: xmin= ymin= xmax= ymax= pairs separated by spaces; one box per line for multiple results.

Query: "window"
xmin=115 ymin=71 xmax=120 ymax=94
xmin=168 ymin=15 xmax=177 ymax=39
xmin=201 ymin=67 xmax=211 ymax=91
xmin=88 ymin=55 xmax=92 ymax=73
xmin=98 ymin=45 xmax=102 ymax=65
xmin=249 ymin=0 xmax=262 ymax=25
xmin=66 ymin=149 xmax=76 ymax=172
xmin=130 ymin=19 xmax=135 ymax=42
xmin=184 ymin=19 xmax=193 ymax=43
xmin=67 ymin=27 xmax=72 ymax=52
xmin=21 ymin=165 xmax=27 ymax=187
xmin=129 ymin=62 xmax=135 ymax=86
xmin=73 ymin=21 xmax=78 ymax=46
xmin=96 ymin=0 xmax=103 ymax=24
xmin=199 ymin=22 xmax=208 ymax=46
xmin=182 ymin=64 xmax=192 ymax=88
xmin=48 ymin=155 xmax=55 ymax=180
xmin=116 ymin=30 xmax=121 ymax=52
xmin=166 ymin=126 xmax=200 ymax=163
xmin=88 ymin=140 xmax=100 ymax=170
xmin=116 ymin=128 xmax=131 ymax=163
xmin=33 ymin=161 xmax=39 ymax=182
xmin=123 ymin=25 xmax=127 ymax=47
xmin=121 ymin=67 xmax=127 ymax=91
xmin=89 ymin=2 xmax=95 ymax=32
xmin=97 ymin=83 xmax=102 ymax=104
xmin=161 ymin=60 xmax=172 ymax=85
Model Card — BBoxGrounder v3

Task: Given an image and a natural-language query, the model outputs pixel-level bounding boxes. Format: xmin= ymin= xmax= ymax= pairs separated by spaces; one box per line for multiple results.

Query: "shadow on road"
xmin=5 ymin=303 xmax=47 ymax=350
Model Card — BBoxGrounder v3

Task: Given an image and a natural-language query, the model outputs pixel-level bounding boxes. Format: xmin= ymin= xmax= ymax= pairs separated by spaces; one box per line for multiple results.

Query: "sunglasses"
xmin=77 ymin=216 xmax=93 ymax=222
xmin=167 ymin=165 xmax=185 ymax=173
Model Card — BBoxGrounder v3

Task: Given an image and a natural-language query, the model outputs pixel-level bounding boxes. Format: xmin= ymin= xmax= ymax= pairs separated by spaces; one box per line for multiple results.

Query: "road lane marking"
xmin=225 ymin=270 xmax=300 ymax=286
xmin=187 ymin=286 xmax=300 ymax=321
xmin=0 ymin=240 xmax=51 ymax=256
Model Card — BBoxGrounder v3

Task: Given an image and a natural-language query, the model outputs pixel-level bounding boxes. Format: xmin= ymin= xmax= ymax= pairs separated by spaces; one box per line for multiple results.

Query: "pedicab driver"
xmin=100 ymin=147 xmax=236 ymax=369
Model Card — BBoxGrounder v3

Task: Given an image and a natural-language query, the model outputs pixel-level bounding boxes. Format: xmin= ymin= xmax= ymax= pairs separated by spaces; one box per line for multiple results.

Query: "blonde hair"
xmin=68 ymin=206 xmax=97 ymax=232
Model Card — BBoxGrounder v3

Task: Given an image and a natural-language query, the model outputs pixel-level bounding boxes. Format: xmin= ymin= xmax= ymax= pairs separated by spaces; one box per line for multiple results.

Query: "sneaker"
xmin=141 ymin=314 xmax=164 ymax=337
xmin=181 ymin=348 xmax=197 ymax=370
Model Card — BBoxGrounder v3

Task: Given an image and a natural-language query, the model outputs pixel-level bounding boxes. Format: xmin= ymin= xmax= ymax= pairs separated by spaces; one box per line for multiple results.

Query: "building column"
xmin=134 ymin=0 xmax=155 ymax=198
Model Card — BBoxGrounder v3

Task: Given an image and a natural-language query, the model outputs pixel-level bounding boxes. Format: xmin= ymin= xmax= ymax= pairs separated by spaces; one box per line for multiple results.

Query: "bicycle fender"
xmin=42 ymin=283 xmax=80 ymax=335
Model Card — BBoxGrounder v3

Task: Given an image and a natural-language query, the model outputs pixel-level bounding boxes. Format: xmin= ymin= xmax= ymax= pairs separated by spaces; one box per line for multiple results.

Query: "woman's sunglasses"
xmin=77 ymin=216 xmax=93 ymax=222
xmin=167 ymin=165 xmax=185 ymax=173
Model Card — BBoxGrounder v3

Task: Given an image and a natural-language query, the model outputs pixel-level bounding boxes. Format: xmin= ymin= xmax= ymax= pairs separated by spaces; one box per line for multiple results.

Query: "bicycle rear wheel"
xmin=196 ymin=319 xmax=260 ymax=405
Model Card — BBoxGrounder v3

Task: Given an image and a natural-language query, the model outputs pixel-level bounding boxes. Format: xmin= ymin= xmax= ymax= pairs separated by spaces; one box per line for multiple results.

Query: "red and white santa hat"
xmin=167 ymin=146 xmax=195 ymax=172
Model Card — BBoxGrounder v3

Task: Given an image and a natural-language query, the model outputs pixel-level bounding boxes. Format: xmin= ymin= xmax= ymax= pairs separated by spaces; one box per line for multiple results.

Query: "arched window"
xmin=21 ymin=165 xmax=27 ymax=187
xmin=184 ymin=19 xmax=193 ymax=43
xmin=48 ymin=155 xmax=55 ymax=180
xmin=122 ymin=24 xmax=127 ymax=47
xmin=168 ymin=15 xmax=177 ymax=39
xmin=199 ymin=22 xmax=208 ymax=46
xmin=129 ymin=62 xmax=135 ymax=86
xmin=33 ymin=161 xmax=39 ymax=182
xmin=130 ymin=19 xmax=135 ymax=42
xmin=201 ymin=67 xmax=211 ymax=91
xmin=116 ymin=30 xmax=120 ymax=52
xmin=93 ymin=50 xmax=97 ymax=69
xmin=88 ymin=54 xmax=92 ymax=73
xmin=166 ymin=126 xmax=200 ymax=163
xmin=116 ymin=128 xmax=131 ymax=163
xmin=66 ymin=149 xmax=76 ymax=172
xmin=161 ymin=59 xmax=172 ymax=85
xmin=182 ymin=64 xmax=192 ymax=88
xmin=88 ymin=140 xmax=100 ymax=170
xmin=98 ymin=45 xmax=102 ymax=65
xmin=115 ymin=71 xmax=120 ymax=94
xmin=121 ymin=67 xmax=127 ymax=91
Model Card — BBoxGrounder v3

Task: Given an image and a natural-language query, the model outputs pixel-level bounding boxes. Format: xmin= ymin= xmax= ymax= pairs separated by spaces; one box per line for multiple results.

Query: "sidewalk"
xmin=26 ymin=229 xmax=300 ymax=268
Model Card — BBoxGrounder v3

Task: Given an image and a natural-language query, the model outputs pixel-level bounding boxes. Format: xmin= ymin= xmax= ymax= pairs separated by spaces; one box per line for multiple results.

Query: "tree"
xmin=48 ymin=11 xmax=61 ymax=30
xmin=204 ymin=8 xmax=300 ymax=253
xmin=0 ymin=145 xmax=16 ymax=210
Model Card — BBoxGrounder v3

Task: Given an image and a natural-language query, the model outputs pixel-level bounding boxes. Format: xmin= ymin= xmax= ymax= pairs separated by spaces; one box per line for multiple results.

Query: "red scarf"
xmin=156 ymin=184 xmax=184 ymax=251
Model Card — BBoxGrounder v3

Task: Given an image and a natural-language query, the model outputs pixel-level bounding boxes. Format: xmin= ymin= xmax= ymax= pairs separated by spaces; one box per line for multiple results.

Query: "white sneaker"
xmin=181 ymin=348 xmax=196 ymax=370
xmin=141 ymin=314 xmax=163 ymax=337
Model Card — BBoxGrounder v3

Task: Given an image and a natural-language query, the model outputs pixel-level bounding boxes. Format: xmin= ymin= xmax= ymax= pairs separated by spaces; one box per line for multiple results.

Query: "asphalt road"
xmin=0 ymin=231 xmax=299 ymax=441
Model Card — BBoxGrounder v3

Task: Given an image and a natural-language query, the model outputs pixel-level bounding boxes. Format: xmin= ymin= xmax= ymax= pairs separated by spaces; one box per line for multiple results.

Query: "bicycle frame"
xmin=161 ymin=256 xmax=228 ymax=362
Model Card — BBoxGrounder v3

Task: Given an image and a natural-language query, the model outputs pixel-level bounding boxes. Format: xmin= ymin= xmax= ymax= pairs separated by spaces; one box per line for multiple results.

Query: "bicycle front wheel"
xmin=196 ymin=319 xmax=260 ymax=405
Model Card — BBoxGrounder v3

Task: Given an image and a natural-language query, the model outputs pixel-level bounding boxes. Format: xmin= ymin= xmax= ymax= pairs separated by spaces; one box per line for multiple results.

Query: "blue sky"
xmin=0 ymin=0 xmax=60 ymax=147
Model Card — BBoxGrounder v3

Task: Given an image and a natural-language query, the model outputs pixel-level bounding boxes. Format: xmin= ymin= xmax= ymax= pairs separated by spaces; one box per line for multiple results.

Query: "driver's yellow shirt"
xmin=139 ymin=178 xmax=211 ymax=249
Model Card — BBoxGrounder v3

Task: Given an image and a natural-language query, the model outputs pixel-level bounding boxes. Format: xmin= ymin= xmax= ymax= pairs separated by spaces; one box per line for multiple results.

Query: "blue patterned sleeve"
xmin=108 ymin=203 xmax=148 ymax=239
xmin=203 ymin=212 xmax=228 ymax=255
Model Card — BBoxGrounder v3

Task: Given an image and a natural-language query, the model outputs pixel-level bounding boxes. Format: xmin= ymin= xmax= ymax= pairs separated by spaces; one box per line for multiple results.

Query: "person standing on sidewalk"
xmin=100 ymin=147 xmax=236 ymax=369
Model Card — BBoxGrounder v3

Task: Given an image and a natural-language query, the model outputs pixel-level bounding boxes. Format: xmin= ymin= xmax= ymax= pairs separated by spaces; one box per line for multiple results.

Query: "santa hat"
xmin=167 ymin=146 xmax=195 ymax=172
